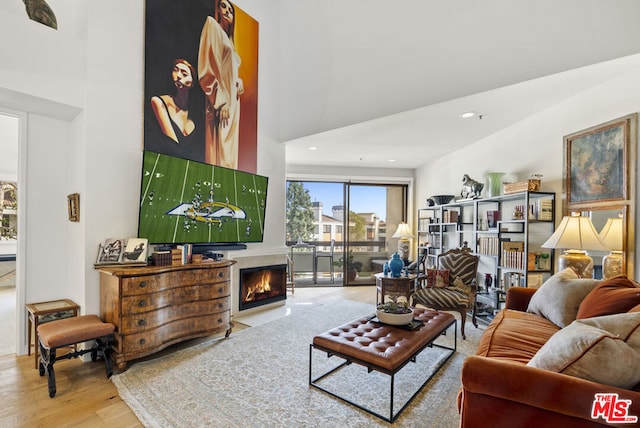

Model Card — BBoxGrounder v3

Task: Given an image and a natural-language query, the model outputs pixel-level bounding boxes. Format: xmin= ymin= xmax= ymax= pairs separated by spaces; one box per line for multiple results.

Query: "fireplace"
xmin=239 ymin=264 xmax=287 ymax=311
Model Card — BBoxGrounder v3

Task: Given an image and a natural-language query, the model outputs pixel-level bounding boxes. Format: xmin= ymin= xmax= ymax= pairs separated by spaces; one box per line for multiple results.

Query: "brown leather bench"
xmin=37 ymin=314 xmax=115 ymax=397
xmin=310 ymin=308 xmax=456 ymax=422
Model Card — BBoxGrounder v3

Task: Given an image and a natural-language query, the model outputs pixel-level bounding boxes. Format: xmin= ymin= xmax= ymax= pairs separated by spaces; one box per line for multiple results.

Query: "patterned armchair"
xmin=411 ymin=243 xmax=479 ymax=339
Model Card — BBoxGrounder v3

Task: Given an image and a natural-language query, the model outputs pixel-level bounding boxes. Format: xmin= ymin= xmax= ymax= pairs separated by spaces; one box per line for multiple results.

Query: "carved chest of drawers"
xmin=99 ymin=260 xmax=235 ymax=370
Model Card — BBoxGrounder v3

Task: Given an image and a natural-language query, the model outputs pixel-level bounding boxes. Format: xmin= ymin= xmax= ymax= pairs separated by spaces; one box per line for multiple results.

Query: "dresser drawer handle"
xmin=218 ymin=287 xmax=224 ymax=294
xmin=138 ymin=319 xmax=147 ymax=327
xmin=139 ymin=338 xmax=146 ymax=345
xmin=218 ymin=303 xmax=224 ymax=309
xmin=138 ymin=300 xmax=147 ymax=307
xmin=139 ymin=281 xmax=148 ymax=289
xmin=218 ymin=271 xmax=225 ymax=278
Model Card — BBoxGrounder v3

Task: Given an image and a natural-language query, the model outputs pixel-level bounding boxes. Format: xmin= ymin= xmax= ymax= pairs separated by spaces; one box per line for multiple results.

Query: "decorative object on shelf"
xmin=512 ymin=205 xmax=525 ymax=220
xmin=486 ymin=172 xmax=505 ymax=197
xmin=541 ymin=212 xmax=607 ymax=278
xmin=484 ymin=273 xmax=493 ymax=290
xmin=460 ymin=174 xmax=484 ymax=199
xmin=598 ymin=214 xmax=624 ymax=279
xmin=486 ymin=210 xmax=500 ymax=229
xmin=538 ymin=252 xmax=551 ymax=270
xmin=427 ymin=195 xmax=455 ymax=206
xmin=503 ymin=174 xmax=542 ymax=194
xmin=388 ymin=253 xmax=404 ymax=277
xmin=392 ymin=223 xmax=413 ymax=263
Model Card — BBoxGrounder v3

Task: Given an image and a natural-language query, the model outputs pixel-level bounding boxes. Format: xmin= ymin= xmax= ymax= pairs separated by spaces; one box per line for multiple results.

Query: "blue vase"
xmin=389 ymin=253 xmax=404 ymax=277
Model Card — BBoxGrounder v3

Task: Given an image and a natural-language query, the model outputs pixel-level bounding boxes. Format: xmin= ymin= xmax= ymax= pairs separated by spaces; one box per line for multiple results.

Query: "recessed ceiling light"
xmin=388 ymin=159 xmax=396 ymax=163
xmin=308 ymin=146 xmax=318 ymax=151
xmin=461 ymin=111 xmax=477 ymax=118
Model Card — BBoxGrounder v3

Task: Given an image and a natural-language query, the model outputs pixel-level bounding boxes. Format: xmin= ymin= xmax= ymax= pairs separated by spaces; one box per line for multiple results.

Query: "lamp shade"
xmin=599 ymin=217 xmax=623 ymax=251
xmin=392 ymin=223 xmax=413 ymax=239
xmin=541 ymin=214 xmax=607 ymax=252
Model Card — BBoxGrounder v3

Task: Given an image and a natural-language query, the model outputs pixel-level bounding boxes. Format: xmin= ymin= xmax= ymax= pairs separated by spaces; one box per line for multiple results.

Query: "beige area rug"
xmin=112 ymin=300 xmax=483 ymax=427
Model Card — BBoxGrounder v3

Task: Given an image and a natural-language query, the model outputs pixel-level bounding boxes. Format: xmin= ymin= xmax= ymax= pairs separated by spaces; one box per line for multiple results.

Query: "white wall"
xmin=0 ymin=0 xmax=284 ymax=354
xmin=415 ymin=66 xmax=640 ymax=280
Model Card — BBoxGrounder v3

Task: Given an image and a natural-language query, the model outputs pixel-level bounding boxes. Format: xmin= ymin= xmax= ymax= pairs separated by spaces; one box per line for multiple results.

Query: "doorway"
xmin=0 ymin=112 xmax=20 ymax=356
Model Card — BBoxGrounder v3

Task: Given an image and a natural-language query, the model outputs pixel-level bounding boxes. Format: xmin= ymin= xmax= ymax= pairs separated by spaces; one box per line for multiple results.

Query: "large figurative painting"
xmin=564 ymin=113 xmax=637 ymax=209
xmin=144 ymin=0 xmax=259 ymax=173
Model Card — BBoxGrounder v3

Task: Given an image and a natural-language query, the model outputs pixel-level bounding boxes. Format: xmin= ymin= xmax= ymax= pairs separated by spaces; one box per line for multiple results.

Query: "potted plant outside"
xmin=334 ymin=251 xmax=363 ymax=281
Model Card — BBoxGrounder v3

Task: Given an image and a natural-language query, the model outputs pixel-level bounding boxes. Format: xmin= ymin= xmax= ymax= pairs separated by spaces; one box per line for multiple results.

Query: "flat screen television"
xmin=138 ymin=151 xmax=268 ymax=248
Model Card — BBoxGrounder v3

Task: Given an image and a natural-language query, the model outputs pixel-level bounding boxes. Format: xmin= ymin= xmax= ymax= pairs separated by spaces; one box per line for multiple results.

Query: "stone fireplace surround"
xmin=229 ymin=253 xmax=288 ymax=317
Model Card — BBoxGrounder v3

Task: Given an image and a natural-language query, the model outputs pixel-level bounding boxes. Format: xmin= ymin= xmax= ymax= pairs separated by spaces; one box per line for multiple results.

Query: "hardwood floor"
xmin=0 ymin=285 xmax=376 ymax=427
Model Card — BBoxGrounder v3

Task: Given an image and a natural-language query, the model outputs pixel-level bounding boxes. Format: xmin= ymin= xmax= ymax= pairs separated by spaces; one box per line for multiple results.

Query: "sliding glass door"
xmin=344 ymin=183 xmax=407 ymax=285
xmin=285 ymin=180 xmax=408 ymax=286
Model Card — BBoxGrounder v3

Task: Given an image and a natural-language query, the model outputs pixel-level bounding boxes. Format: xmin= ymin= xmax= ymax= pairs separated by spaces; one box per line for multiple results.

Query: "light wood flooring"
xmin=0 ymin=285 xmax=376 ymax=427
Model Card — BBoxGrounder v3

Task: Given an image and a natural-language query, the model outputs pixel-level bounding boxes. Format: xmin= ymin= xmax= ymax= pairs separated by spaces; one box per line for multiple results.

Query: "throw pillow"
xmin=527 ymin=312 xmax=640 ymax=389
xmin=526 ymin=268 xmax=599 ymax=328
xmin=576 ymin=275 xmax=640 ymax=319
xmin=450 ymin=276 xmax=471 ymax=295
xmin=426 ymin=269 xmax=449 ymax=288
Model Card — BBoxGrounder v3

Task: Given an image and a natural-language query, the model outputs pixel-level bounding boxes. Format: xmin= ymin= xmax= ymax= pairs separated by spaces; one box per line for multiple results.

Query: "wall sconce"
xmin=392 ymin=222 xmax=413 ymax=264
xmin=599 ymin=216 xmax=624 ymax=279
xmin=541 ymin=212 xmax=607 ymax=278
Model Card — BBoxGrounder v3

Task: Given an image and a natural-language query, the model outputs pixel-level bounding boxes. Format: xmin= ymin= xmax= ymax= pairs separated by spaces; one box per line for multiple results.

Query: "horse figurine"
xmin=461 ymin=174 xmax=484 ymax=199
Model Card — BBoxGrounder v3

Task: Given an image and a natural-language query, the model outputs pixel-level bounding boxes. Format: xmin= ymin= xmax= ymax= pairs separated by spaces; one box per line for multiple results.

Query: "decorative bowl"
xmin=376 ymin=309 xmax=414 ymax=326
xmin=428 ymin=195 xmax=455 ymax=205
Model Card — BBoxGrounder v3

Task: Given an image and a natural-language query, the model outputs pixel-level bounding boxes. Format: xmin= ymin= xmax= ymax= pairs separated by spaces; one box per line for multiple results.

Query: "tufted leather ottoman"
xmin=309 ymin=307 xmax=456 ymax=422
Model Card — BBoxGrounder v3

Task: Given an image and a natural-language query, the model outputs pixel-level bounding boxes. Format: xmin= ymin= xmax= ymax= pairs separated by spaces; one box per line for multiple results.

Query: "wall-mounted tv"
xmin=138 ymin=151 xmax=268 ymax=246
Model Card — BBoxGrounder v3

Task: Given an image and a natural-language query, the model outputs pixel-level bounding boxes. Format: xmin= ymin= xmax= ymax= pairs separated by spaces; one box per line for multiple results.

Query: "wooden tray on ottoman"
xmin=309 ymin=308 xmax=456 ymax=422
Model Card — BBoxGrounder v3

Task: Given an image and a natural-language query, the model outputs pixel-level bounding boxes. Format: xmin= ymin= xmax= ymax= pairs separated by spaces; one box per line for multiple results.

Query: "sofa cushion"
xmin=475 ymin=309 xmax=559 ymax=364
xmin=527 ymin=312 xmax=640 ymax=389
xmin=576 ymin=275 xmax=640 ymax=319
xmin=526 ymin=268 xmax=599 ymax=328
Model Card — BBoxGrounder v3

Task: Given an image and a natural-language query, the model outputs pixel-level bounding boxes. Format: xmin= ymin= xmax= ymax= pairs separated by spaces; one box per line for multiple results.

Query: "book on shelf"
xmin=94 ymin=237 xmax=148 ymax=267
xmin=537 ymin=199 xmax=553 ymax=221
xmin=501 ymin=241 xmax=525 ymax=269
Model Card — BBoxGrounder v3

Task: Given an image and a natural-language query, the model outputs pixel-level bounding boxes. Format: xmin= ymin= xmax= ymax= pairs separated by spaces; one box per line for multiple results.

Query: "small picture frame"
xmin=67 ymin=193 xmax=80 ymax=222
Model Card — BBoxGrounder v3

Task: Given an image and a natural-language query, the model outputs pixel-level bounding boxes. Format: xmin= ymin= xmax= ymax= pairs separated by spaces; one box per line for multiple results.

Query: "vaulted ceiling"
xmin=280 ymin=0 xmax=640 ymax=169
xmin=3 ymin=1 xmax=640 ymax=171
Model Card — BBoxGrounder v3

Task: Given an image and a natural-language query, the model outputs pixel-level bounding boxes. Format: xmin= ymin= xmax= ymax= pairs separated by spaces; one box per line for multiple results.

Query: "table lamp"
xmin=599 ymin=215 xmax=624 ymax=279
xmin=541 ymin=212 xmax=607 ymax=278
xmin=392 ymin=222 xmax=413 ymax=264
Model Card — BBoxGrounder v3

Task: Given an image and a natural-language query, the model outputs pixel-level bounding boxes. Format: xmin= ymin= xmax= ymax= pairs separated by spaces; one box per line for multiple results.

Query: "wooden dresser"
xmin=99 ymin=260 xmax=235 ymax=370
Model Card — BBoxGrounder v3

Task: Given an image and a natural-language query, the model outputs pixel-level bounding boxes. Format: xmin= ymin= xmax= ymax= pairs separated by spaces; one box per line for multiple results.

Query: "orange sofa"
xmin=458 ymin=271 xmax=640 ymax=428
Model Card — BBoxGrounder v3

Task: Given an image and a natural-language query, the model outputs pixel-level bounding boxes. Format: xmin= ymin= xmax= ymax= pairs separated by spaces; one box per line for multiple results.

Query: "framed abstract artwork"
xmin=563 ymin=113 xmax=637 ymax=210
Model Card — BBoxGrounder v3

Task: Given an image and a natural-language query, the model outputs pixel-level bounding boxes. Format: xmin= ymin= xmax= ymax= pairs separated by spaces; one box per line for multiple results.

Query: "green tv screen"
xmin=138 ymin=151 xmax=268 ymax=244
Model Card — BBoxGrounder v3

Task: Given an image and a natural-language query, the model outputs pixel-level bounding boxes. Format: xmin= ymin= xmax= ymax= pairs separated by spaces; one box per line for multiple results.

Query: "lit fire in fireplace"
xmin=245 ymin=271 xmax=272 ymax=302
xmin=239 ymin=264 xmax=287 ymax=311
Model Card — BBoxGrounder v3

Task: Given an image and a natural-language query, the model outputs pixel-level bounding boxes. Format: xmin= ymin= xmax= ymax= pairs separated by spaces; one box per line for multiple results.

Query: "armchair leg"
xmin=458 ymin=309 xmax=467 ymax=340
xmin=471 ymin=298 xmax=479 ymax=328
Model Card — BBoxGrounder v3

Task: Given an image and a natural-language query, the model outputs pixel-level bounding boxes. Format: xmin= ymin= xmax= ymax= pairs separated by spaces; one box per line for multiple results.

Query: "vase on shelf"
xmin=486 ymin=172 xmax=505 ymax=197
xmin=484 ymin=273 xmax=493 ymax=290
